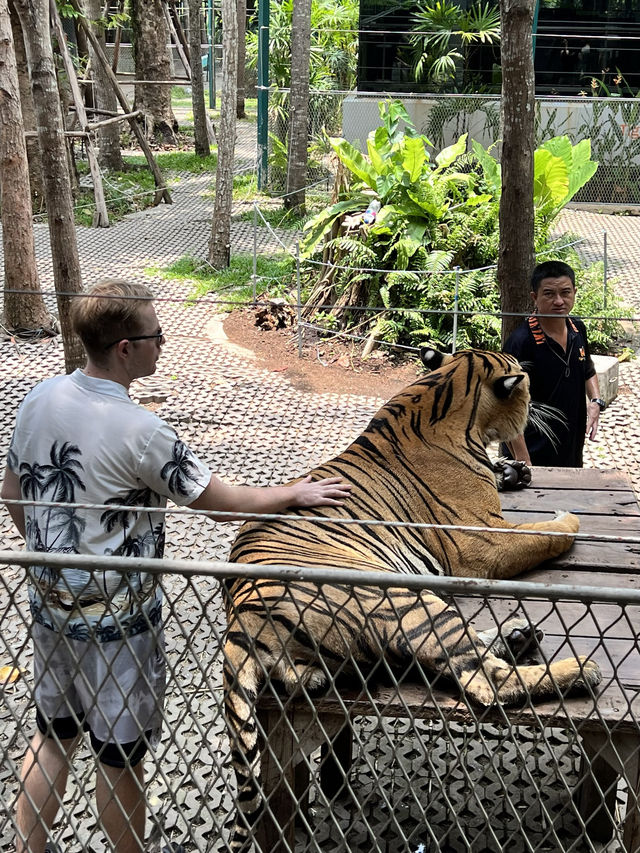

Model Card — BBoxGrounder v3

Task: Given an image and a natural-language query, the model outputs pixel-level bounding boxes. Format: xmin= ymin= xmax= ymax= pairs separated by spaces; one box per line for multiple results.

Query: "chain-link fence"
xmin=262 ymin=89 xmax=640 ymax=208
xmin=1 ymin=549 xmax=639 ymax=853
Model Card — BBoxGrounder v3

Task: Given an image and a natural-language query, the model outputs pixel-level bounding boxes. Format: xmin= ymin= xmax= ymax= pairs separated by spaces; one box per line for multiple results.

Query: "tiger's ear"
xmin=420 ymin=346 xmax=446 ymax=371
xmin=493 ymin=374 xmax=525 ymax=399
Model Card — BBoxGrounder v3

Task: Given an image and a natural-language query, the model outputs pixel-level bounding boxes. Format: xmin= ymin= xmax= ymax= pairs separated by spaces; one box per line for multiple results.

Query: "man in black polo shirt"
xmin=502 ymin=260 xmax=603 ymax=467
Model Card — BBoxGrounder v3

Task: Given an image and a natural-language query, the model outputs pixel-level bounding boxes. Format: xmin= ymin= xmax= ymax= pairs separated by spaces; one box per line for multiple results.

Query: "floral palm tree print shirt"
xmin=7 ymin=370 xmax=211 ymax=642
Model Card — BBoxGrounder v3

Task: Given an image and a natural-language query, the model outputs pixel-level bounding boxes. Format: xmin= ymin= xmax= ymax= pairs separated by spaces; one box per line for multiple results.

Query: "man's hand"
xmin=586 ymin=401 xmax=600 ymax=441
xmin=288 ymin=475 xmax=352 ymax=507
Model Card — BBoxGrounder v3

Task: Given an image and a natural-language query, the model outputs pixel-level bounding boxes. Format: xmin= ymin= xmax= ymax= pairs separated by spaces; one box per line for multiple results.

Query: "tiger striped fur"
xmin=223 ymin=347 xmax=602 ymax=850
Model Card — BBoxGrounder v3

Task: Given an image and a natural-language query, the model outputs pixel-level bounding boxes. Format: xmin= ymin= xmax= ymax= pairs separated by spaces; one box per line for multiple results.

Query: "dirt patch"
xmin=222 ymin=307 xmax=421 ymax=398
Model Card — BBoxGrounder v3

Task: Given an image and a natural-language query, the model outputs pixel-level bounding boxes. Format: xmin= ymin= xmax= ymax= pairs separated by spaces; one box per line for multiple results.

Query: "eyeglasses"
xmin=104 ymin=332 xmax=165 ymax=350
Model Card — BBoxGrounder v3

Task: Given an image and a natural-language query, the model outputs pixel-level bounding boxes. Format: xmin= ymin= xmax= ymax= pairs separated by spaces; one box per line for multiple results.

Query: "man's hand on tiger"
xmin=290 ymin=475 xmax=352 ymax=507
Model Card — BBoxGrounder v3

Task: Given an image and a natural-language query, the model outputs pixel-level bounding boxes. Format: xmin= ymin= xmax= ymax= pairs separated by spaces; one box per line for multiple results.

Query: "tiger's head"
xmin=416 ymin=346 xmax=530 ymax=446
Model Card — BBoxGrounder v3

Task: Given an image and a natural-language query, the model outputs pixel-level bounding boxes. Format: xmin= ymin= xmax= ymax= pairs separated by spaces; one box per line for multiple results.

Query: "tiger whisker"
xmin=527 ymin=402 xmax=566 ymax=452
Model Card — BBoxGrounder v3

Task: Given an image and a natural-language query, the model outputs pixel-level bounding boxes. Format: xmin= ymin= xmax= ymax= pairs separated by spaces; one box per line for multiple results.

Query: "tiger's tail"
xmin=223 ymin=645 xmax=263 ymax=852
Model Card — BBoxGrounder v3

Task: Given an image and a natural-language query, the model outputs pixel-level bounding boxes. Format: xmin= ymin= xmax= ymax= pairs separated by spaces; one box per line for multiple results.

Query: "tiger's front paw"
xmin=477 ymin=618 xmax=544 ymax=662
xmin=492 ymin=457 xmax=532 ymax=491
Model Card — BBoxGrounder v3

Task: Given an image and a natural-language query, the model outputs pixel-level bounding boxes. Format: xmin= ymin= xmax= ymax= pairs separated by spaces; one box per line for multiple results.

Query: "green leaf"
xmin=435 ymin=133 xmax=468 ymax=169
xmin=537 ymin=135 xmax=598 ymax=210
xmin=424 ymin=250 xmax=454 ymax=271
xmin=328 ymin=137 xmax=378 ymax=189
xmin=376 ymin=205 xmax=409 ymax=226
xmin=301 ymin=198 xmax=365 ymax=256
xmin=471 ymin=139 xmax=501 ymax=195
xmin=376 ymin=175 xmax=396 ymax=199
xmin=407 ymin=189 xmax=445 ymax=218
xmin=367 ymin=138 xmax=389 ymax=176
xmin=402 ymin=136 xmax=427 ymax=181
xmin=540 ymin=135 xmax=573 ymax=166
xmin=405 ymin=218 xmax=429 ymax=242
xmin=394 ymin=236 xmax=422 ymax=269
xmin=534 ymin=149 xmax=569 ymax=210
xmin=373 ymin=125 xmax=392 ymax=157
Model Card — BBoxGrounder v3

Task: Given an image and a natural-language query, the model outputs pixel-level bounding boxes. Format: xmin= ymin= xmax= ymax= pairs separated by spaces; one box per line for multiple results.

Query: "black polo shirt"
xmin=502 ymin=315 xmax=596 ymax=467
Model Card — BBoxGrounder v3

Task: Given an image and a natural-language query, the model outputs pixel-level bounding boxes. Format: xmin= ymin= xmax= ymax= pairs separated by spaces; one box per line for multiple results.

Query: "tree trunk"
xmin=498 ymin=0 xmax=536 ymax=345
xmin=284 ymin=0 xmax=311 ymax=214
xmin=12 ymin=0 xmax=85 ymax=372
xmin=236 ymin=0 xmax=245 ymax=118
xmin=130 ymin=0 xmax=178 ymax=143
xmin=85 ymin=0 xmax=124 ymax=170
xmin=208 ymin=0 xmax=237 ymax=269
xmin=188 ymin=0 xmax=209 ymax=156
xmin=9 ymin=0 xmax=44 ymax=204
xmin=0 ymin=0 xmax=51 ymax=332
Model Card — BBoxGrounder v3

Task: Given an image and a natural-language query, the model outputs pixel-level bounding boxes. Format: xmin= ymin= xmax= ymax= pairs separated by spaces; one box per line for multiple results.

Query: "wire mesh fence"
xmin=0 ymin=550 xmax=639 ymax=853
xmin=263 ymin=89 xmax=640 ymax=208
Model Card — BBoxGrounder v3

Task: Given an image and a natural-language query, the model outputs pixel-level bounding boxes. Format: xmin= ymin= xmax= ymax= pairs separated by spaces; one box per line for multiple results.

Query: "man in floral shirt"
xmin=1 ymin=279 xmax=350 ymax=853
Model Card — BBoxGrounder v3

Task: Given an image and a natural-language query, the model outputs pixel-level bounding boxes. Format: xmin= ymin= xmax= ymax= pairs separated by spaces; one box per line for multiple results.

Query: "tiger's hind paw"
xmin=567 ymin=656 xmax=602 ymax=692
xmin=554 ymin=510 xmax=580 ymax=534
xmin=476 ymin=618 xmax=544 ymax=662
xmin=492 ymin=457 xmax=532 ymax=492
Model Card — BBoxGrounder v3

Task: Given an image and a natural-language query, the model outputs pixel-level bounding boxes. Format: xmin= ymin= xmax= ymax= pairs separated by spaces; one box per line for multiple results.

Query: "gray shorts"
xmin=32 ymin=622 xmax=166 ymax=762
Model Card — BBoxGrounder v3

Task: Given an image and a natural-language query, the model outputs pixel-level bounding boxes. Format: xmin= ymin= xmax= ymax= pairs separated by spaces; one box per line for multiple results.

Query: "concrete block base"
xmin=592 ymin=354 xmax=619 ymax=407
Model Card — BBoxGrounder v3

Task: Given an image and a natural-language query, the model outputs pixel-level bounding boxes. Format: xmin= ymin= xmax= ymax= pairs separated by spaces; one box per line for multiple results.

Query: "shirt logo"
xmin=579 ymin=346 xmax=585 ymax=361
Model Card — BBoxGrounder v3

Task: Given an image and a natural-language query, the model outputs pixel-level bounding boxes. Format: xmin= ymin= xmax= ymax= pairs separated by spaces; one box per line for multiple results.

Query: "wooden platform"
xmin=255 ymin=468 xmax=640 ymax=853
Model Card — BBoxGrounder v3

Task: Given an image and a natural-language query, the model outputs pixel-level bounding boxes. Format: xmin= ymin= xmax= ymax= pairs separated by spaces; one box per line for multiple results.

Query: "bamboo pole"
xmin=71 ymin=0 xmax=172 ymax=206
xmin=163 ymin=1 xmax=191 ymax=77
xmin=50 ymin=0 xmax=109 ymax=226
xmin=111 ymin=0 xmax=124 ymax=72
xmin=89 ymin=110 xmax=142 ymax=130
xmin=24 ymin=131 xmax=88 ymax=137
xmin=170 ymin=2 xmax=191 ymax=63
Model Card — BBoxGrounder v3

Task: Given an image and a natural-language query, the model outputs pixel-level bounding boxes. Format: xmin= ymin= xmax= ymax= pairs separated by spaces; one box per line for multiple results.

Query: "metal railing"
xmin=0 ymin=548 xmax=638 ymax=853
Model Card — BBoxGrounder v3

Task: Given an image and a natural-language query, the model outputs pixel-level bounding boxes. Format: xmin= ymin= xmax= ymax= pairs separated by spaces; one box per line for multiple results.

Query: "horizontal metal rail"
xmin=2 ymin=549 xmax=639 ymax=605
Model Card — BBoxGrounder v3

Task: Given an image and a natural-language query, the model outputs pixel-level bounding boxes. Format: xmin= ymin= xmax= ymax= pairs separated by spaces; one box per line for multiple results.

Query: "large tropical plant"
xmin=301 ymin=100 xmax=608 ymax=352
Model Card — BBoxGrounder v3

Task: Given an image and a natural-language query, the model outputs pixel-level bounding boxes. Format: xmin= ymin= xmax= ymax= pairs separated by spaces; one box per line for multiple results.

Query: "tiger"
xmin=223 ymin=347 xmax=602 ymax=851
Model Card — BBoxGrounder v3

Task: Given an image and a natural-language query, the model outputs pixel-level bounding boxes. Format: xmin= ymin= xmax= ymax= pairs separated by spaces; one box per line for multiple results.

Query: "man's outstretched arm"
xmin=188 ymin=473 xmax=352 ymax=518
xmin=1 ymin=468 xmax=26 ymax=539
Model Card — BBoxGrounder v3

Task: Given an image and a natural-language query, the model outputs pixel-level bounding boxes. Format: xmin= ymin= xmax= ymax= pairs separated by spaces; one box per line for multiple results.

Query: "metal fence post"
xmin=257 ymin=0 xmax=270 ymax=190
xmin=296 ymin=242 xmax=302 ymax=358
xmin=603 ymin=229 xmax=608 ymax=309
xmin=452 ymin=266 xmax=460 ymax=354
xmin=207 ymin=0 xmax=214 ymax=109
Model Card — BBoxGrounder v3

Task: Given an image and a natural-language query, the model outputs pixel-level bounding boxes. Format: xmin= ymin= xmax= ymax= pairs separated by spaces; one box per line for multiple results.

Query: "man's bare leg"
xmin=96 ymin=760 xmax=145 ymax=853
xmin=16 ymin=731 xmax=78 ymax=853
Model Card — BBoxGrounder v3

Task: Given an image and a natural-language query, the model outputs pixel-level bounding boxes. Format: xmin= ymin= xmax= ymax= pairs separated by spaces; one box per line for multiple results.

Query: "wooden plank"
xmin=528 ymin=467 xmax=634 ymax=491
xmin=457 ymin=592 xmax=640 ymax=645
xmin=72 ymin=2 xmax=172 ymax=206
xmin=543 ymin=541 xmax=640 ymax=572
xmin=259 ymin=679 xmax=640 ymax=733
xmin=502 ymin=510 xmax=640 ymax=535
xmin=500 ymin=488 xmax=640 ymax=516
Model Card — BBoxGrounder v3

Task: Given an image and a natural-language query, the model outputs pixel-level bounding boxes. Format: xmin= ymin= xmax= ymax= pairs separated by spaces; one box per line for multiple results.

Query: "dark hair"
xmin=530 ymin=260 xmax=576 ymax=293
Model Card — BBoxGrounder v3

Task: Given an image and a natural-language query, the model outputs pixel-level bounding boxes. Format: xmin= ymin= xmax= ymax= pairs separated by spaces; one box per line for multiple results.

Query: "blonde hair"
xmin=71 ymin=279 xmax=155 ymax=361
